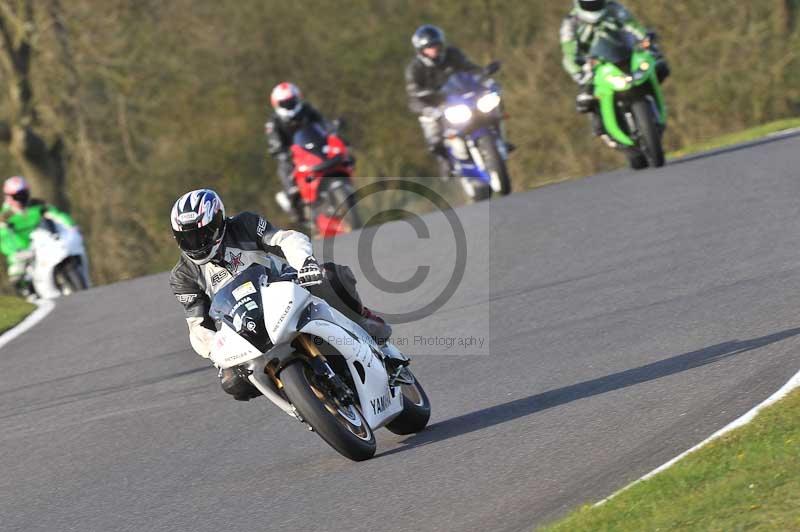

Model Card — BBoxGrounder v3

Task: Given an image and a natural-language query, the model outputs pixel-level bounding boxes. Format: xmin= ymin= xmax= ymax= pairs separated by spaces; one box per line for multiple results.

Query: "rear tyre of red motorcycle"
xmin=280 ymin=361 xmax=376 ymax=461
xmin=331 ymin=183 xmax=362 ymax=231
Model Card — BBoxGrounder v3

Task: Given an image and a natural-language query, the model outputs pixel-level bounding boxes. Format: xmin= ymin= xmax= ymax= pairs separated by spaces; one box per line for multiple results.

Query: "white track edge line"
xmin=595 ymin=367 xmax=800 ymax=506
xmin=767 ymin=126 xmax=800 ymax=137
xmin=0 ymin=299 xmax=55 ymax=351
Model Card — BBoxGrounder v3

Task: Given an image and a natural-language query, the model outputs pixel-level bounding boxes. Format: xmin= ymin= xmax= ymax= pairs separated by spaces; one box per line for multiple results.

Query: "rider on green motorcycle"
xmin=560 ymin=0 xmax=669 ymax=136
xmin=0 ymin=176 xmax=75 ymax=298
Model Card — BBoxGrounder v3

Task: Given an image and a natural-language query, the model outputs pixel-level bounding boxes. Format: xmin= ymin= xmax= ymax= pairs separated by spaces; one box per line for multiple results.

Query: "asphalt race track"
xmin=2 ymin=134 xmax=800 ymax=532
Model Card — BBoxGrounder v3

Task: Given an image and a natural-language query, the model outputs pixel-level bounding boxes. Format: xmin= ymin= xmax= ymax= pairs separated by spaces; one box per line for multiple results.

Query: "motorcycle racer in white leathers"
xmin=169 ymin=189 xmax=392 ymax=400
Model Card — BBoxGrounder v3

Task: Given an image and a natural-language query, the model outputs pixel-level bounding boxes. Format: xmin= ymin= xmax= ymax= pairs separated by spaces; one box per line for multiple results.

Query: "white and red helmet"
xmin=3 ymin=176 xmax=31 ymax=212
xmin=270 ymin=82 xmax=304 ymax=121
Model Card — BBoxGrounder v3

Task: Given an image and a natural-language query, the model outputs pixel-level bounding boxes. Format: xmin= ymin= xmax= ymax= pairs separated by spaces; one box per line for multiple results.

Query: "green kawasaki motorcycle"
xmin=590 ymin=30 xmax=667 ymax=169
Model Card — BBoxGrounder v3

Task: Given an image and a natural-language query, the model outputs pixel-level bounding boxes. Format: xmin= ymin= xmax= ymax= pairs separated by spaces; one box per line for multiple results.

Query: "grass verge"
xmin=525 ymin=118 xmax=800 ymax=193
xmin=669 ymin=118 xmax=800 ymax=159
xmin=0 ymin=296 xmax=35 ymax=335
xmin=541 ymin=387 xmax=800 ymax=531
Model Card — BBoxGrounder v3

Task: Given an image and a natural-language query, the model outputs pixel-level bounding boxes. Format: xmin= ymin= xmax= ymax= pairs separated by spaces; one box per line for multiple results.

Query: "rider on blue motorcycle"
xmin=405 ymin=25 xmax=483 ymax=178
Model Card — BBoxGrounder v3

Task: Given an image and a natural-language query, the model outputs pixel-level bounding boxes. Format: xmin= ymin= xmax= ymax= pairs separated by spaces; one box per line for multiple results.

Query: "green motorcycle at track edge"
xmin=590 ymin=30 xmax=667 ymax=169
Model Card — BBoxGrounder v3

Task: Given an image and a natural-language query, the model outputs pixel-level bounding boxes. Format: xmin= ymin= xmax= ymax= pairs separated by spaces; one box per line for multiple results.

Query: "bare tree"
xmin=785 ymin=0 xmax=797 ymax=33
xmin=0 ymin=0 xmax=66 ymax=207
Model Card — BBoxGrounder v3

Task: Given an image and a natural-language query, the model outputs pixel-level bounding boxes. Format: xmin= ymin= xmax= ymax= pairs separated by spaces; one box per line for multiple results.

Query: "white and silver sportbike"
xmin=26 ymin=221 xmax=90 ymax=299
xmin=208 ymin=262 xmax=431 ymax=461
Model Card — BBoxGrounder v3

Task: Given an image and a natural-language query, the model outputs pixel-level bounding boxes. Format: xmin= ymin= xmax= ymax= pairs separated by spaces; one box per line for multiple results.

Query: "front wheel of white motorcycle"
xmin=280 ymin=361 xmax=376 ymax=461
xmin=386 ymin=372 xmax=431 ymax=435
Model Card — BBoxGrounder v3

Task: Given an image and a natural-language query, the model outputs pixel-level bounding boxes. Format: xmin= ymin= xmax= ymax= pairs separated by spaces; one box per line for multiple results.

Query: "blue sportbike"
xmin=440 ymin=62 xmax=512 ymax=201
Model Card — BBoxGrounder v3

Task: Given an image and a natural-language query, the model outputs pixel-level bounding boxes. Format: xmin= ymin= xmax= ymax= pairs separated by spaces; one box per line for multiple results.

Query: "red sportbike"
xmin=288 ymin=122 xmax=362 ymax=237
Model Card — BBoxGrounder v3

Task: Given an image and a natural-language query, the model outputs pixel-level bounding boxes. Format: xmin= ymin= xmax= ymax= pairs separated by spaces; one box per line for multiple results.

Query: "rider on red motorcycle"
xmin=265 ymin=82 xmax=328 ymax=224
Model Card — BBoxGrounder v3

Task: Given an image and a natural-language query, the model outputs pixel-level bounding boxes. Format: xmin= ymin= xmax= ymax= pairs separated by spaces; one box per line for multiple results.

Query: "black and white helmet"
xmin=412 ymin=24 xmax=446 ymax=66
xmin=170 ymin=189 xmax=226 ymax=265
xmin=575 ymin=0 xmax=607 ymax=24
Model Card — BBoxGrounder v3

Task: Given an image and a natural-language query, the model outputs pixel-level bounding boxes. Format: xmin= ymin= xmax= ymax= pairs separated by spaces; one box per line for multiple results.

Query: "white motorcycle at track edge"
xmin=26 ymin=221 xmax=91 ymax=300
xmin=208 ymin=261 xmax=431 ymax=461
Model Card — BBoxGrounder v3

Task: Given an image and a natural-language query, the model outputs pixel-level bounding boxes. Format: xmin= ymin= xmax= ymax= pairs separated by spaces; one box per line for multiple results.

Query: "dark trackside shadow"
xmin=379 ymin=327 xmax=800 ymax=458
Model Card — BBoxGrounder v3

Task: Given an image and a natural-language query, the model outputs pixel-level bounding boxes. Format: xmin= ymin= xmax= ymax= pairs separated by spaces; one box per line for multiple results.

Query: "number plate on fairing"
xmin=209 ymin=323 xmax=262 ymax=369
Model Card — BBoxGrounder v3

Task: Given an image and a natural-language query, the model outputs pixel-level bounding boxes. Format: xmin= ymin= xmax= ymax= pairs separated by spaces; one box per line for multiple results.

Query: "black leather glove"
xmin=422 ymin=106 xmax=442 ymax=120
xmin=297 ymin=257 xmax=324 ymax=286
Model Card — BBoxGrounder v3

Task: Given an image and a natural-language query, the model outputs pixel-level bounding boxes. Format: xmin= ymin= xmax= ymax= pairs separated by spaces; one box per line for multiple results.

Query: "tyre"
xmin=627 ymin=152 xmax=648 ymax=170
xmin=476 ymin=135 xmax=511 ymax=195
xmin=280 ymin=361 xmax=376 ymax=461
xmin=386 ymin=372 xmax=431 ymax=435
xmin=330 ymin=182 xmax=362 ymax=231
xmin=631 ymin=100 xmax=665 ymax=168
xmin=55 ymin=258 xmax=87 ymax=295
xmin=460 ymin=177 xmax=492 ymax=204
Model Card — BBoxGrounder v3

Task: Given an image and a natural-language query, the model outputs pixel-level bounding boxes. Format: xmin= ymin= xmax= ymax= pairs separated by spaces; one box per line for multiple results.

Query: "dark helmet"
xmin=412 ymin=24 xmax=446 ymax=66
xmin=170 ymin=189 xmax=226 ymax=265
xmin=575 ymin=0 xmax=607 ymax=23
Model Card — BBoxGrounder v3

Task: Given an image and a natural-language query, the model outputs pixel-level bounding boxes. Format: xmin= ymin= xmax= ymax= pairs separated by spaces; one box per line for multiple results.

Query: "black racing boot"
xmin=430 ymin=143 xmax=453 ymax=179
xmin=575 ymin=91 xmax=596 ymax=114
xmin=436 ymin=155 xmax=453 ymax=180
xmin=14 ymin=278 xmax=36 ymax=302
xmin=358 ymin=306 xmax=392 ymax=345
xmin=590 ymin=111 xmax=605 ymax=137
xmin=219 ymin=368 xmax=261 ymax=401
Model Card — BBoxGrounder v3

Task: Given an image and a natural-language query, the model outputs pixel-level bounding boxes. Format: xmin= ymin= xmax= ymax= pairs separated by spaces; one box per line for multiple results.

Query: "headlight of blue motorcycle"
xmin=476 ymin=92 xmax=501 ymax=113
xmin=444 ymin=104 xmax=473 ymax=124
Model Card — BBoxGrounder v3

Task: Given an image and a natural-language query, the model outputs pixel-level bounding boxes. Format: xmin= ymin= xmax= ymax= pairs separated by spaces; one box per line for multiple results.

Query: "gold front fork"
xmin=297 ymin=334 xmax=322 ymax=358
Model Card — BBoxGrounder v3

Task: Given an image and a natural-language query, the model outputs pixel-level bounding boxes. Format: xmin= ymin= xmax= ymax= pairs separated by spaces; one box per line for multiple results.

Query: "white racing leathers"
xmin=170 ymin=212 xmax=313 ymax=358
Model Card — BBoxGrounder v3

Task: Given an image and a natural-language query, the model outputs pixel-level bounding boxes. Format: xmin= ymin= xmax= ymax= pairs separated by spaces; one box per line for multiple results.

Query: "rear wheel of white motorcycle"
xmin=386 ymin=373 xmax=431 ymax=435
xmin=55 ymin=259 xmax=87 ymax=294
xmin=280 ymin=361 xmax=376 ymax=461
xmin=476 ymin=135 xmax=511 ymax=196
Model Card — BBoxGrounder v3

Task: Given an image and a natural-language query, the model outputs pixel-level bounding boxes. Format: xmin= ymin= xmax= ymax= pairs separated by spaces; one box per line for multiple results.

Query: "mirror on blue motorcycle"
xmin=331 ymin=117 xmax=346 ymax=133
xmin=484 ymin=60 xmax=501 ymax=76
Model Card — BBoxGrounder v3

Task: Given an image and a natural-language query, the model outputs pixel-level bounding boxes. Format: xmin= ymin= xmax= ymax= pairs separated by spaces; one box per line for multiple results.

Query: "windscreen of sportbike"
xmin=589 ymin=29 xmax=635 ymax=65
xmin=292 ymin=123 xmax=329 ymax=159
xmin=209 ymin=262 xmax=293 ymax=352
xmin=441 ymin=72 xmax=482 ymax=98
